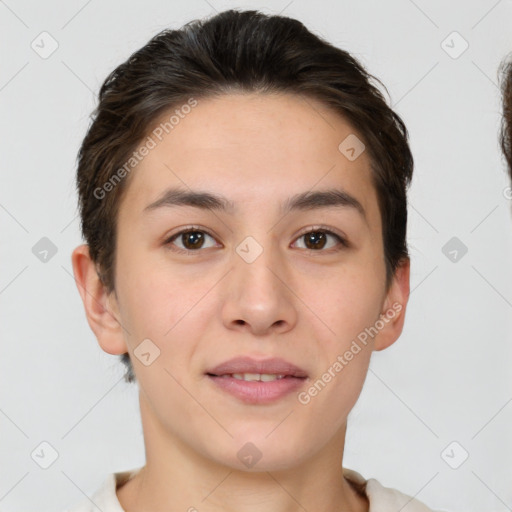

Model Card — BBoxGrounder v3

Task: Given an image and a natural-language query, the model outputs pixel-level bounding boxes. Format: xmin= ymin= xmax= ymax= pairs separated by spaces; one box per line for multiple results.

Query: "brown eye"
xmin=304 ymin=231 xmax=327 ymax=250
xmin=293 ymin=229 xmax=348 ymax=251
xmin=180 ymin=231 xmax=205 ymax=249
xmin=165 ymin=227 xmax=347 ymax=254
xmin=165 ymin=229 xmax=218 ymax=252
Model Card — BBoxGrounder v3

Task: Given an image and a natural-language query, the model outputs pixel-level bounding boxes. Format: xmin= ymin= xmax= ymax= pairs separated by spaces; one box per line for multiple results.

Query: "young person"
xmin=68 ymin=9 xmax=440 ymax=512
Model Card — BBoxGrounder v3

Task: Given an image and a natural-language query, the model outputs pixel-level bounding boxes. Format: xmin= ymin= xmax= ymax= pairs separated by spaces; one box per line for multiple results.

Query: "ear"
xmin=71 ymin=244 xmax=128 ymax=355
xmin=373 ymin=257 xmax=410 ymax=351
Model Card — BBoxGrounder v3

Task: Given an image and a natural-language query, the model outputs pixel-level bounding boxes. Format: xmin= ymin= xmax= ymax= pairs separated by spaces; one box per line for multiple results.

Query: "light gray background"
xmin=1 ymin=0 xmax=512 ymax=511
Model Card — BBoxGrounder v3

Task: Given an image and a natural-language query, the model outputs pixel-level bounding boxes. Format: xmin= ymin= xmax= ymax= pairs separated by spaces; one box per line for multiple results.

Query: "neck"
xmin=117 ymin=390 xmax=369 ymax=512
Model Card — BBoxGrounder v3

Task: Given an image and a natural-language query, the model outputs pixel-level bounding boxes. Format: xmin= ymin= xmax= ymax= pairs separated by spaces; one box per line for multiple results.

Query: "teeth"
xmin=230 ymin=373 xmax=286 ymax=381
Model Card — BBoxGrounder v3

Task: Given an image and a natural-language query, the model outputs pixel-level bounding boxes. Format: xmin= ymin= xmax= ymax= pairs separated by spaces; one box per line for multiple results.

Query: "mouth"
xmin=206 ymin=356 xmax=308 ymax=378
xmin=207 ymin=372 xmax=299 ymax=382
xmin=205 ymin=356 xmax=308 ymax=404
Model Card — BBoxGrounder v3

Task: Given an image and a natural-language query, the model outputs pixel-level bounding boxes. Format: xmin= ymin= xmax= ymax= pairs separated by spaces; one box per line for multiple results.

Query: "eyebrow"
xmin=143 ymin=187 xmax=366 ymax=219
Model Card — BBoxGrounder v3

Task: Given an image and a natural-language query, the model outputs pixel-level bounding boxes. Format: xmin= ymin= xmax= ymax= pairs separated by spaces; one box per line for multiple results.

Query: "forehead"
xmin=118 ymin=92 xmax=379 ymax=224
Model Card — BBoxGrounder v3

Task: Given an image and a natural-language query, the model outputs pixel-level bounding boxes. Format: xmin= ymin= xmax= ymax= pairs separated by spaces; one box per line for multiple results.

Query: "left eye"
xmin=292 ymin=229 xmax=347 ymax=251
xmin=165 ymin=228 xmax=347 ymax=253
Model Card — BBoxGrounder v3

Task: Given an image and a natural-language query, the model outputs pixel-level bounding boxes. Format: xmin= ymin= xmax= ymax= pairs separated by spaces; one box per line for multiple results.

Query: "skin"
xmin=72 ymin=92 xmax=410 ymax=512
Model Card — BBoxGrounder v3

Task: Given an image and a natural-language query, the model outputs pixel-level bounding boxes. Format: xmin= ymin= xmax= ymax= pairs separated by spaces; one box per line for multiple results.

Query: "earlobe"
xmin=71 ymin=244 xmax=128 ymax=355
xmin=373 ymin=257 xmax=410 ymax=352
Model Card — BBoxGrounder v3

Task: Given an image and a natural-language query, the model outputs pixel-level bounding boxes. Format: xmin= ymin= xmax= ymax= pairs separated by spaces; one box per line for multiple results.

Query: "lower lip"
xmin=206 ymin=375 xmax=307 ymax=404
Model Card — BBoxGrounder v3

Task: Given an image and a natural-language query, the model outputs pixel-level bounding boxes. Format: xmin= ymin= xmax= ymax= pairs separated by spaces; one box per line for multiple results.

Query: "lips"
xmin=206 ymin=356 xmax=308 ymax=404
xmin=206 ymin=356 xmax=308 ymax=378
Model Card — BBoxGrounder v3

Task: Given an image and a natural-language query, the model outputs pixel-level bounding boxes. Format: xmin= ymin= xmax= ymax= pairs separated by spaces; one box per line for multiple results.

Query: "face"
xmin=73 ymin=92 xmax=409 ymax=471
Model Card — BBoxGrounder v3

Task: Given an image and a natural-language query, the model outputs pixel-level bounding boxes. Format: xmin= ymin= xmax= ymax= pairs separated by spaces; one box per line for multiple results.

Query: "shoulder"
xmin=63 ymin=468 xmax=141 ymax=512
xmin=343 ymin=468 xmax=447 ymax=512
xmin=66 ymin=466 xmax=448 ymax=512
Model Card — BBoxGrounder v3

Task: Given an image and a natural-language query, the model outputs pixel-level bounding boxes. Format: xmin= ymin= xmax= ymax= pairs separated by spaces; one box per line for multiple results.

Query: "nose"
xmin=221 ymin=238 xmax=298 ymax=336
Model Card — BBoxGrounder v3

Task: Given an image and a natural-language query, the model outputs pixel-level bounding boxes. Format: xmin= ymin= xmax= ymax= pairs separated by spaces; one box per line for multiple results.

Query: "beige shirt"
xmin=65 ymin=467 xmax=442 ymax=512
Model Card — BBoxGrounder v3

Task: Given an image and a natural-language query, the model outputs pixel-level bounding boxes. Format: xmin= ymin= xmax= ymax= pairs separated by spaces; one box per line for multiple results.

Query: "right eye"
xmin=164 ymin=227 xmax=220 ymax=254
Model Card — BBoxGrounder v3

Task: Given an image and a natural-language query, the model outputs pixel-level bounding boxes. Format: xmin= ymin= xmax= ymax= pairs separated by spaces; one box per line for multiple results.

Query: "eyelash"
xmin=164 ymin=225 xmax=349 ymax=255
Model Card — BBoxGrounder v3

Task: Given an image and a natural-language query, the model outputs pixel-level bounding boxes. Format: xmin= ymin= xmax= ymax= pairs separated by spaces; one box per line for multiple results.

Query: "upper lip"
xmin=206 ymin=356 xmax=308 ymax=378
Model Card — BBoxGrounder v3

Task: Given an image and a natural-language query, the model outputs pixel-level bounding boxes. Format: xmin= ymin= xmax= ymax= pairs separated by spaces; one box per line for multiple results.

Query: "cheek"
xmin=303 ymin=263 xmax=384 ymax=346
xmin=116 ymin=260 xmax=219 ymax=379
xmin=116 ymin=246 xmax=206 ymax=331
xmin=298 ymin=274 xmax=380 ymax=421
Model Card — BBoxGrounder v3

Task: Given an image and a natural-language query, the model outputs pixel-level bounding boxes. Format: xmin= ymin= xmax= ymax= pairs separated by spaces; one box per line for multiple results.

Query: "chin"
xmin=203 ymin=432 xmax=310 ymax=473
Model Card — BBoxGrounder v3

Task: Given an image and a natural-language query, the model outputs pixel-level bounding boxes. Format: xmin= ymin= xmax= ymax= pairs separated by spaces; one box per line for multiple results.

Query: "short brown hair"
xmin=75 ymin=9 xmax=413 ymax=383
xmin=500 ymin=57 xmax=512 ymax=175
